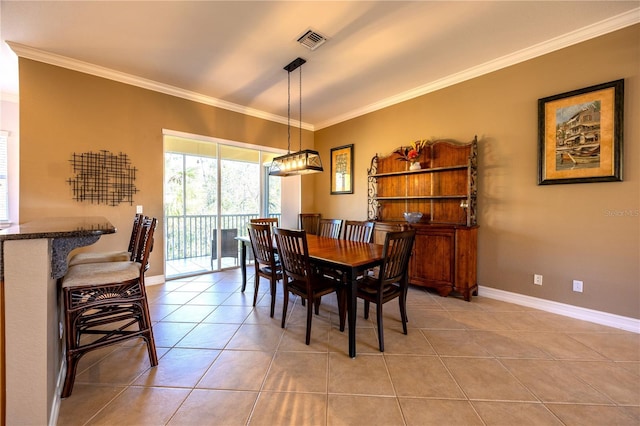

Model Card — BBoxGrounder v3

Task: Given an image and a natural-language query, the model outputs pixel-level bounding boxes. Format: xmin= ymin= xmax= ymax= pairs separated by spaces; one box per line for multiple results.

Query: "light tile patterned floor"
xmin=58 ymin=269 xmax=640 ymax=425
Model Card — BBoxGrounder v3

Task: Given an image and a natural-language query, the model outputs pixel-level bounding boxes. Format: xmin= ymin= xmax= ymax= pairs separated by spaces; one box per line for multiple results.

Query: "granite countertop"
xmin=0 ymin=216 xmax=116 ymax=241
xmin=0 ymin=216 xmax=117 ymax=280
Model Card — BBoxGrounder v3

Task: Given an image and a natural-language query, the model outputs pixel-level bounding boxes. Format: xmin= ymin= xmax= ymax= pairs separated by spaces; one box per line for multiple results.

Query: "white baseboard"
xmin=50 ymin=358 xmax=65 ymax=426
xmin=145 ymin=274 xmax=166 ymax=286
xmin=479 ymin=286 xmax=640 ymax=334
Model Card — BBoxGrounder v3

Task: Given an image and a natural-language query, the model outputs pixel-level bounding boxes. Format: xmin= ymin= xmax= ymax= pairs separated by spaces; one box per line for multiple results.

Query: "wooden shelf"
xmin=371 ymin=164 xmax=468 ymax=178
xmin=374 ymin=195 xmax=468 ymax=200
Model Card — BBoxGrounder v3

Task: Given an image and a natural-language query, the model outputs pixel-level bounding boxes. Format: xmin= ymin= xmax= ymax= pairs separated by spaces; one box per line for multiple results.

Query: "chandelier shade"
xmin=269 ymin=57 xmax=324 ymax=177
xmin=268 ymin=149 xmax=324 ymax=177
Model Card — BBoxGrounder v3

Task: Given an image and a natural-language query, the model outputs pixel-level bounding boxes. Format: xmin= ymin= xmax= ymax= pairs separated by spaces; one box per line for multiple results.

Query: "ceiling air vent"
xmin=297 ymin=29 xmax=327 ymax=51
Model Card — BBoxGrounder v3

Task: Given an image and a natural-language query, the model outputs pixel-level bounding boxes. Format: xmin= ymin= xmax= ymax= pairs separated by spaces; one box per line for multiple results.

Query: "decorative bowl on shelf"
xmin=403 ymin=212 xmax=423 ymax=223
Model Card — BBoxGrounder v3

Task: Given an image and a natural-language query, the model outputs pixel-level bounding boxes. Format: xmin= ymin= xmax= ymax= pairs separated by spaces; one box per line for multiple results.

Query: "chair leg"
xmin=314 ymin=297 xmax=321 ymax=315
xmin=364 ymin=300 xmax=370 ymax=319
xmin=142 ymin=334 xmax=159 ymax=366
xmin=140 ymin=303 xmax=159 ymax=366
xmin=305 ymin=296 xmax=313 ymax=345
xmin=399 ymin=293 xmax=408 ymax=335
xmin=252 ymin=274 xmax=260 ymax=307
xmin=61 ymin=350 xmax=81 ymax=398
xmin=269 ymin=278 xmax=277 ymax=318
xmin=376 ymin=301 xmax=384 ymax=352
xmin=281 ymin=288 xmax=289 ymax=329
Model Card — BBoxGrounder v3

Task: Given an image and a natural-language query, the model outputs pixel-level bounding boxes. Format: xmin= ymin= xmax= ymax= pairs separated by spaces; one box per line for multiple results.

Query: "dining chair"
xmin=273 ymin=228 xmax=346 ymax=345
xmin=68 ymin=213 xmax=145 ymax=266
xmin=342 ymin=220 xmax=375 ymax=243
xmin=247 ymin=223 xmax=282 ymax=317
xmin=299 ymin=213 xmax=321 ymax=235
xmin=250 ymin=217 xmax=279 ymax=227
xmin=357 ymin=229 xmax=415 ymax=352
xmin=318 ymin=218 xmax=343 ymax=239
xmin=60 ymin=217 xmax=158 ymax=397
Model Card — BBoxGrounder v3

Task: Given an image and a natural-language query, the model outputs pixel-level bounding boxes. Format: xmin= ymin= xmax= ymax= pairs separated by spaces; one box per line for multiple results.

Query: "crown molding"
xmin=6 ymin=7 xmax=639 ymax=131
xmin=6 ymin=41 xmax=315 ymax=132
xmin=315 ymin=7 xmax=640 ymax=130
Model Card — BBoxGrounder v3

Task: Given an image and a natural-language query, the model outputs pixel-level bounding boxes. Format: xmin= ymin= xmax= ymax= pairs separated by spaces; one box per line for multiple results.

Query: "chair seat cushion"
xmin=63 ymin=261 xmax=141 ymax=288
xmin=68 ymin=250 xmax=131 ymax=266
xmin=357 ymin=277 xmax=400 ymax=298
xmin=287 ymin=273 xmax=336 ymax=297
xmin=258 ymin=265 xmax=282 ymax=275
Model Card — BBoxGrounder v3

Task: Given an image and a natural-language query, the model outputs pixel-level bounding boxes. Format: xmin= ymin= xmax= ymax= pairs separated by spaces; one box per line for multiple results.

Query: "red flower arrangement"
xmin=395 ymin=139 xmax=427 ymax=162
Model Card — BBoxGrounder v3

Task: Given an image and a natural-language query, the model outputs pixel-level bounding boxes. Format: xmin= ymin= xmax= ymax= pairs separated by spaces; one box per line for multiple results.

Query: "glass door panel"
xmin=216 ymin=145 xmax=260 ymax=269
xmin=164 ymin=137 xmax=218 ymax=277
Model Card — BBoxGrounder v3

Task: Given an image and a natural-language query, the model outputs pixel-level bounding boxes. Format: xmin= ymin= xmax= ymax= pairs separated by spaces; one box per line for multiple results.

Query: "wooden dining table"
xmin=237 ymin=233 xmax=384 ymax=357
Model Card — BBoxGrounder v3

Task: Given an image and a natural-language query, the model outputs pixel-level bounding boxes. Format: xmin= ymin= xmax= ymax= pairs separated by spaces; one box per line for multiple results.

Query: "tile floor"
xmin=58 ymin=269 xmax=640 ymax=425
xmin=165 ymin=255 xmax=240 ymax=279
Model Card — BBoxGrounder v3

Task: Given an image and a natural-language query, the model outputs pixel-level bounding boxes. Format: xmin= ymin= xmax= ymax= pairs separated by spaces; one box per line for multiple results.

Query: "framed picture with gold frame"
xmin=538 ymin=79 xmax=623 ymax=185
xmin=330 ymin=144 xmax=354 ymax=194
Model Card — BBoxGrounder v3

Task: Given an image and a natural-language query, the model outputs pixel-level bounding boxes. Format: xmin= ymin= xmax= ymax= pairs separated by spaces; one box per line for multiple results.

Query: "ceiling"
xmin=1 ymin=1 xmax=638 ymax=129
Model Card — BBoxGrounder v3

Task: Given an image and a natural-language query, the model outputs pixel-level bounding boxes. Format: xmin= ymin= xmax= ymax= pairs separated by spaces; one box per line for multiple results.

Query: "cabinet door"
xmin=410 ymin=228 xmax=455 ymax=292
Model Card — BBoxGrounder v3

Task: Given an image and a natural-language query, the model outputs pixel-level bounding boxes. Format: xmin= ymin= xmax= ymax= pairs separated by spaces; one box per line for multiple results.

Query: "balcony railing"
xmin=165 ymin=213 xmax=281 ymax=261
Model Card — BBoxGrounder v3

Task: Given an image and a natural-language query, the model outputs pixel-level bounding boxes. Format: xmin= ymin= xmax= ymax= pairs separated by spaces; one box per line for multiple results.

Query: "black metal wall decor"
xmin=67 ymin=150 xmax=138 ymax=206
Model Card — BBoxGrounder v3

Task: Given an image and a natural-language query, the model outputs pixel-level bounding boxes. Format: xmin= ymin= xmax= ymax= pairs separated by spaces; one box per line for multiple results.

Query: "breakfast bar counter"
xmin=0 ymin=216 xmax=115 ymax=425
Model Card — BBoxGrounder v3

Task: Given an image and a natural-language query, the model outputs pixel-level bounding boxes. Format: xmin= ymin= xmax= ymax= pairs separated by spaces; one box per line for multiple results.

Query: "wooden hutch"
xmin=368 ymin=136 xmax=478 ymax=301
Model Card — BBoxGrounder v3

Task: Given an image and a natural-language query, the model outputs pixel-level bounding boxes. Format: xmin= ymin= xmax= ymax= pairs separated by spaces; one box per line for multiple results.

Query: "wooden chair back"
xmin=318 ymin=219 xmax=343 ymax=239
xmin=343 ymin=220 xmax=375 ymax=243
xmin=379 ymin=229 xmax=416 ymax=286
xmin=273 ymin=228 xmax=312 ymax=284
xmin=133 ymin=217 xmax=158 ymax=274
xmin=248 ymin=223 xmax=278 ymax=269
xmin=299 ymin=213 xmax=321 ymax=235
xmin=250 ymin=217 xmax=279 ymax=227
xmin=127 ymin=213 xmax=146 ymax=258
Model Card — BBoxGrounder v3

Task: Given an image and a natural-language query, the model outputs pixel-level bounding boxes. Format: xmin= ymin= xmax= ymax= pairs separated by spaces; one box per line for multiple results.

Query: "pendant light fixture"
xmin=269 ymin=57 xmax=323 ymax=177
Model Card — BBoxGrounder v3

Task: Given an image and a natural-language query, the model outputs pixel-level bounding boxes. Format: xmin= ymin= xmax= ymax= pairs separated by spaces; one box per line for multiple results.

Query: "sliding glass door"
xmin=163 ymin=132 xmax=288 ymax=279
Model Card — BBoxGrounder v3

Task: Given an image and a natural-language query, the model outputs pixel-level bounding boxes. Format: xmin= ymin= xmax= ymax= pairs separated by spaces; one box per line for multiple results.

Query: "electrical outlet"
xmin=533 ymin=274 xmax=543 ymax=285
xmin=573 ymin=280 xmax=583 ymax=293
xmin=136 ymin=205 xmax=143 ymax=214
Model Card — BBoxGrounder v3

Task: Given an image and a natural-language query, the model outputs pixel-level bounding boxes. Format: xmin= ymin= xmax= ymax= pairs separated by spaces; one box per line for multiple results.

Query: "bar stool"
xmin=60 ymin=217 xmax=158 ymax=397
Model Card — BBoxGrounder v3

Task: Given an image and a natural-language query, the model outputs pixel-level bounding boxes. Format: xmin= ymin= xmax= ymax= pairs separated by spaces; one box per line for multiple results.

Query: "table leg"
xmin=348 ymin=269 xmax=358 ymax=358
xmin=240 ymin=240 xmax=247 ymax=292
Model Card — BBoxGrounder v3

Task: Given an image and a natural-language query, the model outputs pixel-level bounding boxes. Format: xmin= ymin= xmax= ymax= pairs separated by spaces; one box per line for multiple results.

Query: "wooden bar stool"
xmin=60 ymin=217 xmax=158 ymax=397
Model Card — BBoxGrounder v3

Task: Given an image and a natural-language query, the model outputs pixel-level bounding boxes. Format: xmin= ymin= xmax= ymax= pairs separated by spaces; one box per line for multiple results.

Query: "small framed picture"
xmin=538 ymin=79 xmax=623 ymax=185
xmin=330 ymin=144 xmax=354 ymax=194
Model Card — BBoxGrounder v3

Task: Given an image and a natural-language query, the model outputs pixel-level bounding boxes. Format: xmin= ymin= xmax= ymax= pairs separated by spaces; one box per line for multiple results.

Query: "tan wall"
xmin=19 ymin=60 xmax=314 ymax=277
xmin=314 ymin=24 xmax=639 ymax=318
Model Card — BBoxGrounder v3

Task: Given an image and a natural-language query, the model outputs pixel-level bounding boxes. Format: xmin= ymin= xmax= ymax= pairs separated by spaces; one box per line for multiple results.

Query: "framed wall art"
xmin=538 ymin=79 xmax=623 ymax=185
xmin=330 ymin=144 xmax=354 ymax=194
